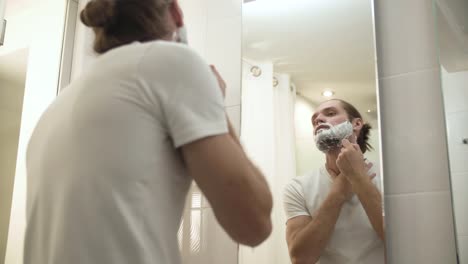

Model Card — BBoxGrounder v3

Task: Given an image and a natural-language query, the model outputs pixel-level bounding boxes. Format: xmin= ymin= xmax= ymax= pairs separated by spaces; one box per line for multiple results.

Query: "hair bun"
xmin=80 ymin=0 xmax=116 ymax=28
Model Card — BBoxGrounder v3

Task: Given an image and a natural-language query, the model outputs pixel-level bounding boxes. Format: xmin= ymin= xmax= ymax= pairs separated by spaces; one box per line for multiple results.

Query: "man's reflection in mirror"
xmin=284 ymin=99 xmax=385 ymax=264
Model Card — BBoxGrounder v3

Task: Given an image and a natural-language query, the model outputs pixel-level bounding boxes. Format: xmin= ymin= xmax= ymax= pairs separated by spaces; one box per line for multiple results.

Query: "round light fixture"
xmin=322 ymin=90 xmax=334 ymax=97
xmin=367 ymin=109 xmax=372 ymax=113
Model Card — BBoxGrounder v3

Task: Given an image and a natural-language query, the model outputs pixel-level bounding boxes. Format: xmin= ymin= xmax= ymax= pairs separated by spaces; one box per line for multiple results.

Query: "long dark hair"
xmin=335 ymin=99 xmax=373 ymax=153
xmin=80 ymin=0 xmax=172 ymax=54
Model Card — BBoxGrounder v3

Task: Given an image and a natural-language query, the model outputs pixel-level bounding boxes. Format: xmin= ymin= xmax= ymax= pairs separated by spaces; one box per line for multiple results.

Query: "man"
xmin=284 ymin=99 xmax=385 ymax=264
xmin=24 ymin=1 xmax=272 ymax=263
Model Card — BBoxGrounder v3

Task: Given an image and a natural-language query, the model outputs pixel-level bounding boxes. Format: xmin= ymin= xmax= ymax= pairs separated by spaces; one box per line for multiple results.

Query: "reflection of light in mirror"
xmin=191 ymin=191 xmax=202 ymax=208
xmin=177 ymin=220 xmax=183 ymax=250
xmin=322 ymin=90 xmax=334 ymax=97
xmin=190 ymin=210 xmax=201 ymax=253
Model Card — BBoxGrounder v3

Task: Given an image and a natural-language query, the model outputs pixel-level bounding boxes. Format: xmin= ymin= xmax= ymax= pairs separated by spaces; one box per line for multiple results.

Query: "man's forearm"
xmin=352 ymin=177 xmax=385 ymax=241
xmin=289 ymin=192 xmax=345 ymax=263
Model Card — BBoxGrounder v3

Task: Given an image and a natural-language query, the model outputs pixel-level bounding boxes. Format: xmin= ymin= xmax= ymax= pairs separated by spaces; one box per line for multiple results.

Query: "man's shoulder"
xmin=285 ymin=168 xmax=323 ymax=191
xmin=142 ymin=41 xmax=204 ymax=65
xmin=137 ymin=41 xmax=210 ymax=83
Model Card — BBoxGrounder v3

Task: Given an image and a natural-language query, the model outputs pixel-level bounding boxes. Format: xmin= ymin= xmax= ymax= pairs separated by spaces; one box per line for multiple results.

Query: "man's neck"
xmin=325 ymin=149 xmax=341 ymax=177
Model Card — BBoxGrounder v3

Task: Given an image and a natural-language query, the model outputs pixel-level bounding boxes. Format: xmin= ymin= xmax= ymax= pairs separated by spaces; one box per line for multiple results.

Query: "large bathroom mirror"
xmin=434 ymin=0 xmax=468 ymax=263
xmin=240 ymin=0 xmax=386 ymax=263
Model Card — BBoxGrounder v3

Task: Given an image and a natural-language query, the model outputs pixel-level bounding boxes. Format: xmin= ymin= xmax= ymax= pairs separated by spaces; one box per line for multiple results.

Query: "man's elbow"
xmin=289 ymin=244 xmax=318 ymax=264
xmin=290 ymin=255 xmax=318 ymax=264
xmin=290 ymin=257 xmax=314 ymax=264
xmin=236 ymin=215 xmax=272 ymax=247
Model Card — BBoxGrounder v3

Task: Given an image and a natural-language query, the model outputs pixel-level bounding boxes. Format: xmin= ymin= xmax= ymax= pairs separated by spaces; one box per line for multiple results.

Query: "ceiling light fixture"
xmin=322 ymin=90 xmax=334 ymax=97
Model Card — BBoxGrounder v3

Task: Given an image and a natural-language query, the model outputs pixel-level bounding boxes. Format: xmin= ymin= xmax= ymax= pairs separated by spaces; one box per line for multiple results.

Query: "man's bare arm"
xmin=286 ymin=176 xmax=350 ymax=264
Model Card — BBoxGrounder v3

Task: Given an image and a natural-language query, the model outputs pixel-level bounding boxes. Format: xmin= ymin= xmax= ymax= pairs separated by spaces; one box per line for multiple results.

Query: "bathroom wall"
xmin=441 ymin=67 xmax=468 ymax=263
xmin=374 ymin=0 xmax=458 ymax=263
xmin=294 ymin=95 xmax=324 ymax=176
xmin=0 ymin=77 xmax=25 ymax=264
xmin=4 ymin=0 xmax=68 ymax=263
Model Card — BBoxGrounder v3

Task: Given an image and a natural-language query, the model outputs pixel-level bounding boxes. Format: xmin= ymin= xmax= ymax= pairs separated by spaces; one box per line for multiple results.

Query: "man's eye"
xmin=327 ymin=112 xmax=336 ymax=116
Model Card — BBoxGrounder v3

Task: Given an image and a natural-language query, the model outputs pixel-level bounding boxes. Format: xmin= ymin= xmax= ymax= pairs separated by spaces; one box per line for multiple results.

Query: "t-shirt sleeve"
xmin=283 ymin=178 xmax=310 ymax=222
xmin=140 ymin=43 xmax=228 ymax=148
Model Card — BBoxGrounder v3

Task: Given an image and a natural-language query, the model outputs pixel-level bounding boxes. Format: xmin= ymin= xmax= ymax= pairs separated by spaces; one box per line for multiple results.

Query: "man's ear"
xmin=352 ymin=118 xmax=363 ymax=132
xmin=169 ymin=0 xmax=184 ymax=27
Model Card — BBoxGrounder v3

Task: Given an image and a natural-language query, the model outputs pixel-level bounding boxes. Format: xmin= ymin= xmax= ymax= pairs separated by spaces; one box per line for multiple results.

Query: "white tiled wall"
xmin=459 ymin=236 xmax=468 ymax=264
xmin=441 ymin=69 xmax=468 ymax=263
xmin=178 ymin=0 xmax=242 ymax=263
xmin=374 ymin=0 xmax=458 ymax=263
xmin=181 ymin=0 xmax=242 ymax=109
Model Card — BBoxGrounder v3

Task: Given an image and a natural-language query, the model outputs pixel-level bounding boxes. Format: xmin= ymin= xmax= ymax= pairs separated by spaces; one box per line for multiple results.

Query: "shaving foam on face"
xmin=314 ymin=121 xmax=354 ymax=152
xmin=173 ymin=26 xmax=189 ymax=44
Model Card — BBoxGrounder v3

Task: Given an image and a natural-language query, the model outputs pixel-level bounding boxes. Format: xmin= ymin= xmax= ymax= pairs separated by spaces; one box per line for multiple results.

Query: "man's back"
xmin=24 ymin=41 xmax=228 ymax=264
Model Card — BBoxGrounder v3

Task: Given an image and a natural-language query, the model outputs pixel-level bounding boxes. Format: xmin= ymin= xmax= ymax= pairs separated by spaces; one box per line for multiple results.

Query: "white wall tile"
xmin=458 ymin=235 xmax=468 ymax=264
xmin=179 ymin=0 xmax=208 ymax=58
xmin=379 ymin=70 xmax=451 ymax=194
xmin=441 ymin=69 xmax=468 ymax=114
xmin=206 ymin=17 xmax=242 ymax=107
xmin=374 ymin=0 xmax=439 ymax=77
xmin=448 ymin=150 xmax=468 ymax=174
xmin=446 ymin=111 xmax=468 ymax=154
xmin=452 ymin=172 xmax=468 ymax=236
xmin=226 ymin=105 xmax=241 ymax=135
xmin=384 ymin=191 xmax=458 ymax=264
xmin=206 ymin=0 xmax=242 ymax=20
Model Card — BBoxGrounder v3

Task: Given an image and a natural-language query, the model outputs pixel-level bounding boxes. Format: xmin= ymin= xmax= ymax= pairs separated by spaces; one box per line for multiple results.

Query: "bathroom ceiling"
xmin=243 ymin=0 xmax=379 ymax=125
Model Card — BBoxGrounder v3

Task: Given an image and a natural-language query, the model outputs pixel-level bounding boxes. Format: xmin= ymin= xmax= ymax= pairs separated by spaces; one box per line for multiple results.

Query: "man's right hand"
xmin=210 ymin=65 xmax=226 ymax=99
xmin=330 ymin=172 xmax=354 ymax=203
xmin=329 ymin=163 xmax=376 ymax=203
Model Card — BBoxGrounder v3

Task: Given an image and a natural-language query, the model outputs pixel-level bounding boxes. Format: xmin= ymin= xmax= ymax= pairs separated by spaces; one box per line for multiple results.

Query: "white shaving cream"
xmin=314 ymin=121 xmax=354 ymax=152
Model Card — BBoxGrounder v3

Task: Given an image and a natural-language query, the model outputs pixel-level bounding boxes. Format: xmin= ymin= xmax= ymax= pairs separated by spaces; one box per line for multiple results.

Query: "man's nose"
xmin=315 ymin=115 xmax=326 ymax=125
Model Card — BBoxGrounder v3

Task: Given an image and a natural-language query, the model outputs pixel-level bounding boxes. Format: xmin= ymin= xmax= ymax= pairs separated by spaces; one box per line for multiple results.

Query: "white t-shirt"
xmin=24 ymin=41 xmax=228 ymax=264
xmin=283 ymin=166 xmax=385 ymax=264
